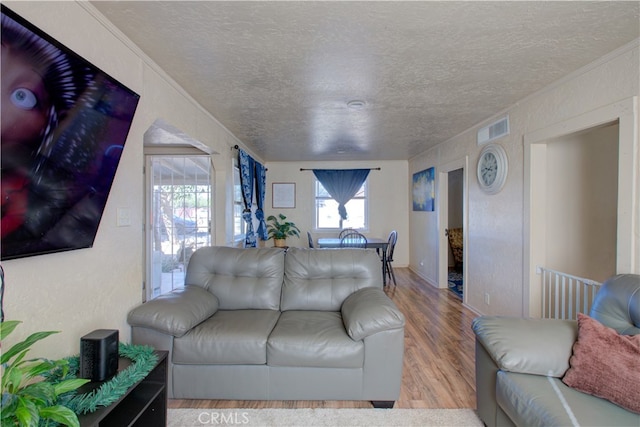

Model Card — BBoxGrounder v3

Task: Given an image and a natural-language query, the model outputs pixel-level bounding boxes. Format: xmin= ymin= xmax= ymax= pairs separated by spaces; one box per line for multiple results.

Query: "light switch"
xmin=117 ymin=207 xmax=131 ymax=227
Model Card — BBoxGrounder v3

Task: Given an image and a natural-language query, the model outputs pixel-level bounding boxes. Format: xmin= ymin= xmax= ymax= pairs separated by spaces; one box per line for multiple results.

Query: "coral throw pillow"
xmin=562 ymin=313 xmax=640 ymax=414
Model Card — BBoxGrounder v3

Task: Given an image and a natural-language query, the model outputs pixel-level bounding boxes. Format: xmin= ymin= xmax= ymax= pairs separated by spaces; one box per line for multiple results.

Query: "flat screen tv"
xmin=1 ymin=6 xmax=140 ymax=260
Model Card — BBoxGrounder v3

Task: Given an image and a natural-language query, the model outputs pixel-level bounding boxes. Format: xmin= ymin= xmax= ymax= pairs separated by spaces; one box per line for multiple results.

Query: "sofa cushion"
xmin=267 ymin=311 xmax=364 ymax=368
xmin=185 ymin=246 xmax=285 ymax=310
xmin=472 ymin=316 xmax=577 ymax=377
xmin=127 ymin=285 xmax=219 ymax=337
xmin=496 ymin=371 xmax=639 ymax=427
xmin=173 ymin=310 xmax=280 ymax=365
xmin=562 ymin=313 xmax=640 ymax=414
xmin=341 ymin=287 xmax=405 ymax=341
xmin=589 ymin=274 xmax=640 ymax=335
xmin=282 ymin=247 xmax=383 ymax=311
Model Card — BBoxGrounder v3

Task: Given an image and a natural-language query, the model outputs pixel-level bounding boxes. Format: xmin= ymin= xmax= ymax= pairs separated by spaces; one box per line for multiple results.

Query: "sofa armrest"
xmin=472 ymin=316 xmax=577 ymax=377
xmin=341 ymin=287 xmax=405 ymax=341
xmin=127 ymin=285 xmax=218 ymax=337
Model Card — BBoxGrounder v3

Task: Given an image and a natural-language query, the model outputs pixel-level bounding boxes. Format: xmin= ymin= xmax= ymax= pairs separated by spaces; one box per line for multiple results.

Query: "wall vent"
xmin=477 ymin=115 xmax=510 ymax=145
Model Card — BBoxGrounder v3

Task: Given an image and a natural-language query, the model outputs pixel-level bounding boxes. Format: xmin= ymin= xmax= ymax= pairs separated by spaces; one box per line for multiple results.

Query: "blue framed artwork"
xmin=412 ymin=167 xmax=435 ymax=211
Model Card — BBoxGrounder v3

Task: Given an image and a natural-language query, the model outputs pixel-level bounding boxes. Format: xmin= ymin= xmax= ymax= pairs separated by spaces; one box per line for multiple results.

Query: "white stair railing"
xmin=537 ymin=267 xmax=602 ymax=320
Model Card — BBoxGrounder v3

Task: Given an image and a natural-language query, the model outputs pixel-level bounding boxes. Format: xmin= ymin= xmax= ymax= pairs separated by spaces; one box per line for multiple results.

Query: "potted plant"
xmin=266 ymin=213 xmax=300 ymax=247
xmin=1 ymin=320 xmax=90 ymax=427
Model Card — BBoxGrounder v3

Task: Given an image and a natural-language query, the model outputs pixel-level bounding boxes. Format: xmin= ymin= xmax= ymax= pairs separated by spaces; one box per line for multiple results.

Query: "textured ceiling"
xmin=91 ymin=1 xmax=639 ymax=161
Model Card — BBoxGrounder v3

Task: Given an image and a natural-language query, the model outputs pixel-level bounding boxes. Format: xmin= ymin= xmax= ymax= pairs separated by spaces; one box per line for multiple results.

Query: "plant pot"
xmin=274 ymin=238 xmax=287 ymax=248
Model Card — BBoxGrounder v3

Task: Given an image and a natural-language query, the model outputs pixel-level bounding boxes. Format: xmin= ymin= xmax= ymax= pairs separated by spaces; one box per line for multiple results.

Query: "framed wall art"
xmin=412 ymin=167 xmax=435 ymax=211
xmin=272 ymin=182 xmax=296 ymax=208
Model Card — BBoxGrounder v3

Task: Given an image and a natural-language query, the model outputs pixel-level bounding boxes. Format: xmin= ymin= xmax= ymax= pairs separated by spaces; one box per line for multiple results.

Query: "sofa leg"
xmin=371 ymin=401 xmax=395 ymax=409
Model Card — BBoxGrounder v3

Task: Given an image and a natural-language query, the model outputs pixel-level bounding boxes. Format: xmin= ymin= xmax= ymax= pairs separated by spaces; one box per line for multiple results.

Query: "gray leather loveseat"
xmin=127 ymin=246 xmax=405 ymax=407
xmin=472 ymin=274 xmax=640 ymax=426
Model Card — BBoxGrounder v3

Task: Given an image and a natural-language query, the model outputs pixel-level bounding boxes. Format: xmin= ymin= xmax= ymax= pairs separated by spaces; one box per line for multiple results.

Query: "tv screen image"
xmin=1 ymin=6 xmax=140 ymax=260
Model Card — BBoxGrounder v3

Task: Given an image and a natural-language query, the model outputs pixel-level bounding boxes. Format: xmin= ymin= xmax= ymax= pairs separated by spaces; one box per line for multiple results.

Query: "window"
xmin=233 ymin=160 xmax=246 ymax=240
xmin=315 ymin=178 xmax=368 ymax=230
xmin=146 ymin=155 xmax=212 ymax=300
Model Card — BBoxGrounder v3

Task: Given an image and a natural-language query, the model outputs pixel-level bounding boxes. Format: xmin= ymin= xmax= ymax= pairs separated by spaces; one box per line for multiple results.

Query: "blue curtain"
xmin=238 ymin=149 xmax=256 ymax=247
xmin=255 ymin=162 xmax=268 ymax=240
xmin=313 ymin=169 xmax=370 ymax=220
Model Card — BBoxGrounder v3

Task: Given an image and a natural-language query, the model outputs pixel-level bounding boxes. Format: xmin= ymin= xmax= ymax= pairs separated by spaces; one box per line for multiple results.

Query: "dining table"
xmin=316 ymin=237 xmax=390 ymax=286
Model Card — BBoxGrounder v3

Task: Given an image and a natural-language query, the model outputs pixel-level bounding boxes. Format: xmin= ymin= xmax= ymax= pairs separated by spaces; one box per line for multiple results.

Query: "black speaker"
xmin=80 ymin=329 xmax=119 ymax=381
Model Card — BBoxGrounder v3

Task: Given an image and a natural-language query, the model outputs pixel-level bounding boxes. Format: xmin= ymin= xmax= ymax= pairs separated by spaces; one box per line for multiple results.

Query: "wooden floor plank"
xmin=169 ymin=267 xmax=478 ymax=409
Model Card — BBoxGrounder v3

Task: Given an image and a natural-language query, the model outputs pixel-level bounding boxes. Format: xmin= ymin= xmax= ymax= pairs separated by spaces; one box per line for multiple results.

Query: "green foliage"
xmin=1 ymin=321 xmax=89 ymax=427
xmin=62 ymin=343 xmax=157 ymax=415
xmin=266 ymin=214 xmax=300 ymax=240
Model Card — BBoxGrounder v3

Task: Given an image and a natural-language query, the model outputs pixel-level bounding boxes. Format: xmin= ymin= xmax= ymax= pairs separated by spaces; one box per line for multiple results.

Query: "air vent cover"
xmin=477 ymin=115 xmax=510 ymax=145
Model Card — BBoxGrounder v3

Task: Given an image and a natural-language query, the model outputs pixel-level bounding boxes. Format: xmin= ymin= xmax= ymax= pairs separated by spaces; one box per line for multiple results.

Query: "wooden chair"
xmin=383 ymin=230 xmax=398 ymax=287
xmin=340 ymin=231 xmax=367 ymax=248
xmin=338 ymin=228 xmax=355 ymax=239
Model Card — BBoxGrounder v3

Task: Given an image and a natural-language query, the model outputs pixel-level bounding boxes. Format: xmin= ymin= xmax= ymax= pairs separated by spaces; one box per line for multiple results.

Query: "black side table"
xmin=78 ymin=351 xmax=168 ymax=427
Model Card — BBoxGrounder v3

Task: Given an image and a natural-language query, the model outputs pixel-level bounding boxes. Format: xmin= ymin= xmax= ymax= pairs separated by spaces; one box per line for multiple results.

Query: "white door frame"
xmin=437 ymin=156 xmax=469 ymax=300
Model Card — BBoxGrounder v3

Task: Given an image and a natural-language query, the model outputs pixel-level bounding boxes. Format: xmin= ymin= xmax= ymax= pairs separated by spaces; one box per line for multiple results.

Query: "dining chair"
xmin=384 ymin=230 xmax=398 ymax=286
xmin=338 ymin=228 xmax=355 ymax=239
xmin=307 ymin=231 xmax=315 ymax=248
xmin=339 ymin=231 xmax=367 ymax=248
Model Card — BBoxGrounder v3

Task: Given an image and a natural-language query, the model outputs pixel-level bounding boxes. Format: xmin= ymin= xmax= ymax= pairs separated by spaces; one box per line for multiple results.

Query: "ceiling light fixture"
xmin=347 ymin=100 xmax=366 ymax=109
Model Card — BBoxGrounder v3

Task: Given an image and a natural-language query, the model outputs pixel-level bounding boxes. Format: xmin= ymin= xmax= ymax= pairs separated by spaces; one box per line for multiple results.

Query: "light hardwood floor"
xmin=169 ymin=267 xmax=479 ymax=409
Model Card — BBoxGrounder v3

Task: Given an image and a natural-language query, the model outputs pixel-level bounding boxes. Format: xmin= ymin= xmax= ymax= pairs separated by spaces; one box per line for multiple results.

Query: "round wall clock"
xmin=477 ymin=143 xmax=508 ymax=194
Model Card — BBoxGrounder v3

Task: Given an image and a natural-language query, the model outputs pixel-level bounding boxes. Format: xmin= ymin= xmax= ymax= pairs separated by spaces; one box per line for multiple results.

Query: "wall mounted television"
xmin=1 ymin=6 xmax=140 ymax=260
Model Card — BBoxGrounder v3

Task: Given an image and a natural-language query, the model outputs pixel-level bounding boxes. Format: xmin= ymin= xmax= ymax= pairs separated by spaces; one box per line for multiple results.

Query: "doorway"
xmin=446 ymin=168 xmax=464 ymax=298
xmin=524 ymin=97 xmax=637 ymax=317
xmin=143 ymin=120 xmax=217 ymax=301
xmin=438 ymin=157 xmax=468 ymax=301
xmin=145 ymin=155 xmax=212 ymax=300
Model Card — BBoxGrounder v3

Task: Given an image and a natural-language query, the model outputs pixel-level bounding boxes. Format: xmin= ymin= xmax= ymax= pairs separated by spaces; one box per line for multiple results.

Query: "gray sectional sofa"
xmin=472 ymin=274 xmax=640 ymax=426
xmin=127 ymin=246 xmax=405 ymax=407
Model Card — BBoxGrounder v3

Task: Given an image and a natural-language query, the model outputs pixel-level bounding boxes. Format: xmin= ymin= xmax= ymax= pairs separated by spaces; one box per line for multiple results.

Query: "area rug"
xmin=167 ymin=408 xmax=482 ymax=426
xmin=448 ymin=270 xmax=463 ymax=298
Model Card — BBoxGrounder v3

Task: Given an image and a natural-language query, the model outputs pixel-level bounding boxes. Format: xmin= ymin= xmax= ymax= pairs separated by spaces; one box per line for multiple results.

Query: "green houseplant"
xmin=266 ymin=213 xmax=300 ymax=247
xmin=1 ymin=320 xmax=89 ymax=427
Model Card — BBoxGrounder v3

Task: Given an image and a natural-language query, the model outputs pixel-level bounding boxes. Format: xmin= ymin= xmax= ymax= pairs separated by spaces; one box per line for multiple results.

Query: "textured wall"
xmin=409 ymin=42 xmax=639 ymax=316
xmin=264 ymin=160 xmax=410 ymax=267
xmin=1 ymin=1 xmax=245 ymax=359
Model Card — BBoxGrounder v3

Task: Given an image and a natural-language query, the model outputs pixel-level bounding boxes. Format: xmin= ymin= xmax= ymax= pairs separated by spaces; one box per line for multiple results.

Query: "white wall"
xmin=545 ymin=124 xmax=618 ymax=282
xmin=1 ymin=2 xmax=252 ymax=358
xmin=264 ymin=161 xmax=410 ymax=267
xmin=409 ymin=41 xmax=639 ymax=316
